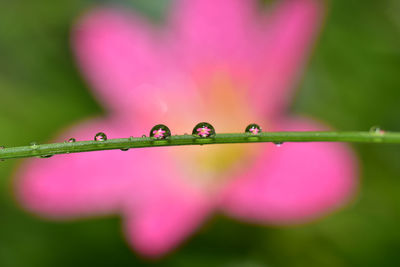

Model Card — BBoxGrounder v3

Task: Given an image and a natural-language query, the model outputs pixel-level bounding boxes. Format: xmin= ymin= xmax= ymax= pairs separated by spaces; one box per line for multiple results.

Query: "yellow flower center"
xmin=167 ymin=70 xmax=266 ymax=189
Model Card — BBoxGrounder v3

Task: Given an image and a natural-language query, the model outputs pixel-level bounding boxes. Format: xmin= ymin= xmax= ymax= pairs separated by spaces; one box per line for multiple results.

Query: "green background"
xmin=1 ymin=0 xmax=400 ymax=266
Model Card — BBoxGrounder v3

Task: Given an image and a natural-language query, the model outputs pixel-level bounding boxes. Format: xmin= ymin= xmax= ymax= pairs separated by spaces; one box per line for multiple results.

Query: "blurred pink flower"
xmin=16 ymin=0 xmax=357 ymax=257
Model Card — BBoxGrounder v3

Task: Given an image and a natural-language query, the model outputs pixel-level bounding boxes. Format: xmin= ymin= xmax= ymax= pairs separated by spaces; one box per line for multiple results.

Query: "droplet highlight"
xmin=94 ymin=132 xmax=107 ymax=141
xmin=150 ymin=124 xmax=171 ymax=140
xmin=192 ymin=122 xmax=215 ymax=138
xmin=68 ymin=138 xmax=76 ymax=143
xmin=245 ymin=124 xmax=262 ymax=135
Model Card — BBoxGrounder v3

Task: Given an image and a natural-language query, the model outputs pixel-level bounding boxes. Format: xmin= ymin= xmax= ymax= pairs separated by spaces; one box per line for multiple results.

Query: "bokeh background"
xmin=1 ymin=0 xmax=400 ymax=266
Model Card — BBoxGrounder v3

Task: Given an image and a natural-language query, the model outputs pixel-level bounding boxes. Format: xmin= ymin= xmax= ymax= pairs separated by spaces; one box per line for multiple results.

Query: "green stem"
xmin=1 ymin=131 xmax=399 ymax=160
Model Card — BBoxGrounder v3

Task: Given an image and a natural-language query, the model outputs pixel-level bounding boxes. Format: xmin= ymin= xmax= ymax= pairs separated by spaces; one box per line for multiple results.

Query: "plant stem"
xmin=1 ymin=131 xmax=399 ymax=160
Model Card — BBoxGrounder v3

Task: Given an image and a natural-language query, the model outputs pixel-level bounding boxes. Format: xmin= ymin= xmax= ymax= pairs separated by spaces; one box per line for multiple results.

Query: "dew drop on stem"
xmin=192 ymin=122 xmax=215 ymax=138
xmin=39 ymin=154 xmax=53 ymax=158
xmin=150 ymin=124 xmax=171 ymax=140
xmin=274 ymin=142 xmax=284 ymax=147
xmin=94 ymin=132 xmax=107 ymax=141
xmin=0 ymin=146 xmax=4 ymax=162
xmin=245 ymin=123 xmax=262 ymax=135
xmin=370 ymin=126 xmax=384 ymax=135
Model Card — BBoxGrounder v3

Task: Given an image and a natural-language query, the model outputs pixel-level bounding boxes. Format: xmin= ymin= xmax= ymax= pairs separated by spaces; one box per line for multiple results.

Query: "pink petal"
xmin=169 ymin=0 xmax=258 ymax=67
xmin=169 ymin=0 xmax=323 ymax=118
xmin=73 ymin=8 xmax=168 ymax=115
xmin=220 ymin=117 xmax=358 ymax=223
xmin=123 ymin=183 xmax=211 ymax=257
xmin=250 ymin=0 xmax=324 ymax=116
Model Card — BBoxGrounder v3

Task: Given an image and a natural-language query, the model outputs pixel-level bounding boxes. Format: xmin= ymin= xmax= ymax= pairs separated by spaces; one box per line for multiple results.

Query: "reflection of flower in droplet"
xmin=249 ymin=127 xmax=259 ymax=135
xmin=245 ymin=123 xmax=262 ymax=135
xmin=16 ymin=0 xmax=358 ymax=258
xmin=197 ymin=126 xmax=211 ymax=137
xmin=150 ymin=124 xmax=171 ymax=140
xmin=94 ymin=132 xmax=107 ymax=141
xmin=153 ymin=128 xmax=166 ymax=139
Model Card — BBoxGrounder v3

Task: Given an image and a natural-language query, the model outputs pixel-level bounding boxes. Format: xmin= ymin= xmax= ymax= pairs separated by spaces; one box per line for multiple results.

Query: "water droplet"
xmin=39 ymin=154 xmax=53 ymax=158
xmin=192 ymin=122 xmax=215 ymax=138
xmin=370 ymin=126 xmax=384 ymax=135
xmin=30 ymin=142 xmax=38 ymax=150
xmin=0 ymin=146 xmax=4 ymax=162
xmin=150 ymin=124 xmax=171 ymax=140
xmin=94 ymin=132 xmax=107 ymax=141
xmin=68 ymin=138 xmax=76 ymax=143
xmin=142 ymin=134 xmax=147 ymax=138
xmin=274 ymin=142 xmax=284 ymax=147
xmin=245 ymin=123 xmax=262 ymax=135
xmin=120 ymin=148 xmax=129 ymax=151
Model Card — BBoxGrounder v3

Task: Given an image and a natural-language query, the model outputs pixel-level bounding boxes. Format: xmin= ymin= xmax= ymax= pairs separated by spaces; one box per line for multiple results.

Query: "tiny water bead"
xmin=370 ymin=126 xmax=385 ymax=135
xmin=150 ymin=124 xmax=171 ymax=140
xmin=39 ymin=154 xmax=53 ymax=158
xmin=68 ymin=138 xmax=76 ymax=143
xmin=245 ymin=123 xmax=262 ymax=135
xmin=0 ymin=146 xmax=4 ymax=161
xmin=274 ymin=142 xmax=284 ymax=147
xmin=94 ymin=132 xmax=107 ymax=141
xmin=30 ymin=142 xmax=38 ymax=150
xmin=192 ymin=122 xmax=215 ymax=138
xmin=120 ymin=148 xmax=130 ymax=151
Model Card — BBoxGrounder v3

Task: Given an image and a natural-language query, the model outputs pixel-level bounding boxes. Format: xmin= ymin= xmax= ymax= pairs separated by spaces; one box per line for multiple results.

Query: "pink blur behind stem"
xmin=15 ymin=0 xmax=357 ymax=257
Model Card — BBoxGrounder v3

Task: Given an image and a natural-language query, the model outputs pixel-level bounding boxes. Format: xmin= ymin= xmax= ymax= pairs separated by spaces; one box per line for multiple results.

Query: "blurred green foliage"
xmin=0 ymin=0 xmax=400 ymax=266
